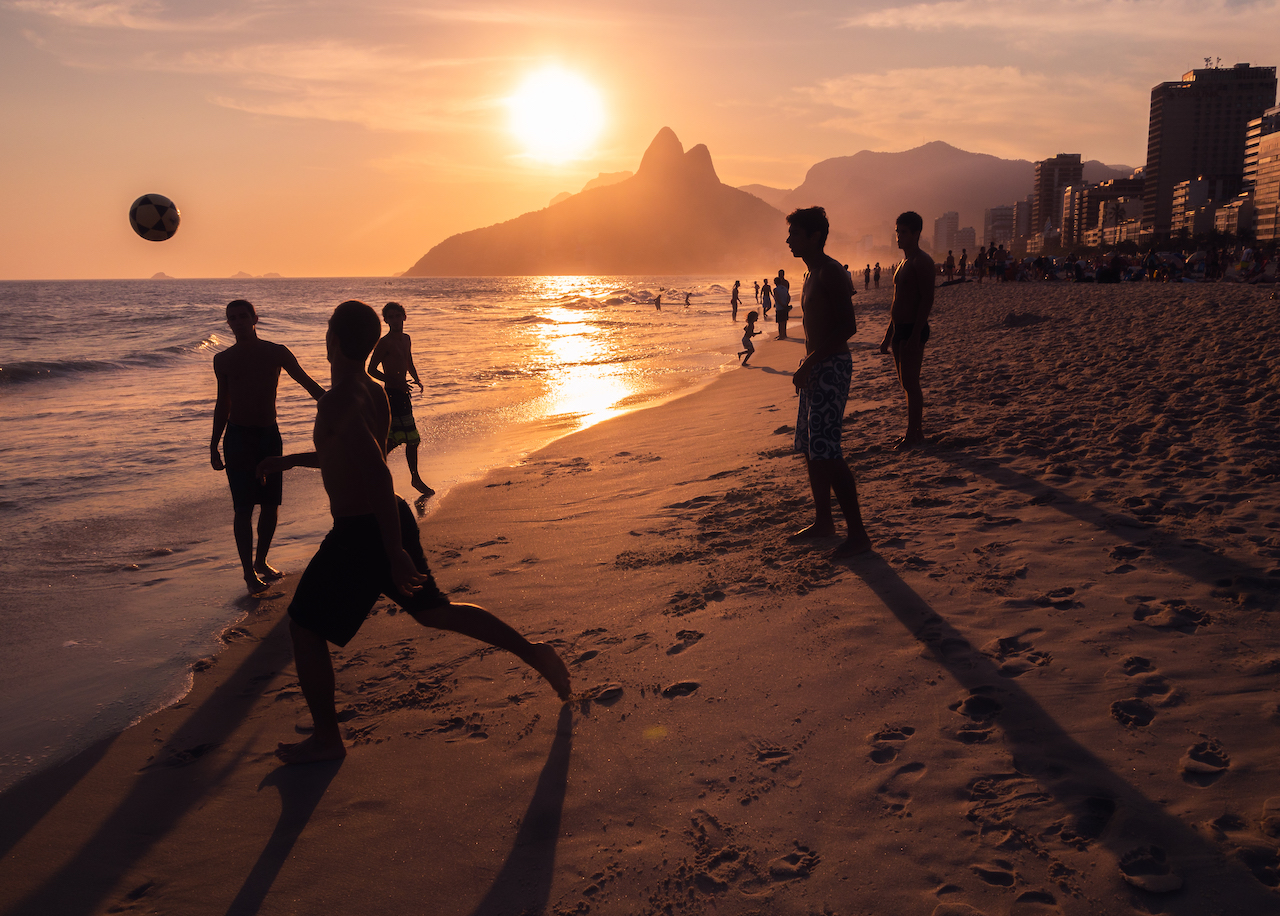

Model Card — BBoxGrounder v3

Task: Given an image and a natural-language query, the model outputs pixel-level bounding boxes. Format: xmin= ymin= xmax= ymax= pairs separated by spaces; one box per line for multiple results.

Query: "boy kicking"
xmin=260 ymin=300 xmax=570 ymax=764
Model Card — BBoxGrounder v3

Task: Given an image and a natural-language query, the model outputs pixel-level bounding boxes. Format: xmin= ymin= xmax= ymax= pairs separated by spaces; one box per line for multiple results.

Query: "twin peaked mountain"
xmin=404 ymin=128 xmax=787 ymax=276
xmin=403 ymin=128 xmax=1131 ymax=276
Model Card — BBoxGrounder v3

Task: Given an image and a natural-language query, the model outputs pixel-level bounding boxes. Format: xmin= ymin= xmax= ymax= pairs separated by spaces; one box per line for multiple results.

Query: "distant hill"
xmin=150 ymin=272 xmax=174 ymax=280
xmin=404 ymin=128 xmax=788 ymax=276
xmin=550 ymin=171 xmax=633 ymax=207
xmin=765 ymin=142 xmax=1131 ymax=250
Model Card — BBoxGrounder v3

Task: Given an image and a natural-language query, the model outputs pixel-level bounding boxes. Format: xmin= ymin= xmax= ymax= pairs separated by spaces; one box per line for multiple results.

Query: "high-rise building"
xmin=1255 ymin=130 xmax=1280 ymax=241
xmin=1033 ymin=154 xmax=1082 ymax=236
xmin=954 ymin=226 xmax=976 ymax=253
xmin=1076 ymin=177 xmax=1145 ymax=244
xmin=933 ymin=212 xmax=958 ymax=254
xmin=1244 ymin=105 xmax=1280 ymax=191
xmin=1141 ymin=63 xmax=1277 ymax=236
xmin=983 ymin=206 xmax=1015 ymax=247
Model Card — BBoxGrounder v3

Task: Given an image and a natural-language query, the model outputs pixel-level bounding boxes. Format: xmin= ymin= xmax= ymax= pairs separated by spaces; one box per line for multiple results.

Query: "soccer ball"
xmin=128 ymin=194 xmax=181 ymax=242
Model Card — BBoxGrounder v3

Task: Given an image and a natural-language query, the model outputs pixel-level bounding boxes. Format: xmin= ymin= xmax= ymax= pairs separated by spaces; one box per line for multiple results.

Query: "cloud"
xmin=798 ymin=65 xmax=1147 ymax=162
xmin=6 ymin=0 xmax=253 ymax=32
xmin=843 ymin=0 xmax=1279 ymax=40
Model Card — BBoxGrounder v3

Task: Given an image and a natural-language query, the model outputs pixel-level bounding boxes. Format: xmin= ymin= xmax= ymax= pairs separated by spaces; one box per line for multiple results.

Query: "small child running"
xmin=738 ymin=310 xmax=761 ymax=365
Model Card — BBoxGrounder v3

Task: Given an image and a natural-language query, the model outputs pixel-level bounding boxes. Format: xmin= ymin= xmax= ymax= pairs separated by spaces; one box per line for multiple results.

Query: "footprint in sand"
xmin=1110 ymin=698 xmax=1156 ymax=727
xmin=1260 ymin=797 xmax=1280 ymax=839
xmin=867 ymin=724 xmax=915 ymax=764
xmin=666 ymin=629 xmax=705 ymax=655
xmin=1132 ymin=599 xmax=1211 ymax=632
xmin=767 ymin=845 xmax=820 ymax=880
xmin=1180 ymin=738 xmax=1230 ymax=786
xmin=982 ymin=632 xmax=1052 ymax=678
xmin=1118 ymin=845 xmax=1182 ymax=893
xmin=662 ymin=680 xmax=700 ymax=698
xmin=878 ymin=761 xmax=926 ymax=815
xmin=1010 ymin=889 xmax=1062 ymax=915
xmin=1121 ymin=656 xmax=1154 ymax=676
xmin=969 ymin=860 xmax=1016 ymax=887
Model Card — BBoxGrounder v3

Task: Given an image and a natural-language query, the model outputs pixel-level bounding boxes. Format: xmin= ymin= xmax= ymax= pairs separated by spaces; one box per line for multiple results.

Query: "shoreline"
xmin=3 ymin=281 xmax=1278 ymax=916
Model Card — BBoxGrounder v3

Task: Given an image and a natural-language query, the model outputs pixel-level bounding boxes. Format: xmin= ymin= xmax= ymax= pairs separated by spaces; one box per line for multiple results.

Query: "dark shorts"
xmin=387 ymin=387 xmax=421 ymax=447
xmin=893 ymin=322 xmax=931 ymax=345
xmin=223 ymin=423 xmax=283 ymax=511
xmin=289 ymin=497 xmax=449 ymax=647
xmin=795 ymin=351 xmax=853 ymax=461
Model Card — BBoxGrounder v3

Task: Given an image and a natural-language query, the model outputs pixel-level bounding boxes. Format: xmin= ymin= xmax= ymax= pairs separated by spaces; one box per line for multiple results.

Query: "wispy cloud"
xmin=799 ymin=65 xmax=1148 ymax=161
xmin=6 ymin=0 xmax=254 ymax=32
xmin=843 ymin=0 xmax=1279 ymax=39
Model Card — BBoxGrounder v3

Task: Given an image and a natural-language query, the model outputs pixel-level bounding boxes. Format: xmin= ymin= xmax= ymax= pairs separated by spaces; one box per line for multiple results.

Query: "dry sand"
xmin=2 ymin=280 xmax=1279 ymax=916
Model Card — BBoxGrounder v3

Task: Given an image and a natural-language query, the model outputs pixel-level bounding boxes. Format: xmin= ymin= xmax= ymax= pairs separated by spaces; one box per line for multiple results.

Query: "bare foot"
xmin=245 ymin=574 xmax=270 ymax=594
xmin=276 ymin=735 xmax=347 ymax=765
xmin=893 ymin=435 xmax=924 ymax=450
xmin=789 ymin=523 xmax=837 ymax=540
xmin=412 ymin=479 xmax=435 ymax=497
xmin=530 ymin=642 xmax=571 ymax=700
xmin=831 ymin=534 xmax=874 ymax=558
xmin=255 ymin=563 xmax=285 ymax=582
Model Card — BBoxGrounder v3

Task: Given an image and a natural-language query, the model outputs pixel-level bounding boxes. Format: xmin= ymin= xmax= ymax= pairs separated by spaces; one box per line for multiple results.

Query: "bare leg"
xmin=254 ymin=504 xmax=284 ymax=580
xmin=233 ymin=507 xmax=268 ymax=593
xmin=411 ymin=601 xmax=570 ymax=699
xmin=892 ymin=342 xmax=926 ymax=446
xmin=405 ymin=442 xmax=434 ymax=496
xmin=792 ymin=456 xmax=837 ymax=538
xmin=277 ymin=621 xmax=347 ymax=764
xmin=820 ymin=456 xmax=873 ymax=556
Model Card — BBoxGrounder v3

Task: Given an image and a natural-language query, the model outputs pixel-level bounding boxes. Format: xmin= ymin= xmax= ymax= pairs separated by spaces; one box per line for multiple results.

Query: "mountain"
xmin=770 ymin=142 xmax=1132 ymax=250
xmin=404 ymin=128 xmax=788 ymax=276
xmin=550 ymin=170 xmax=634 ymax=207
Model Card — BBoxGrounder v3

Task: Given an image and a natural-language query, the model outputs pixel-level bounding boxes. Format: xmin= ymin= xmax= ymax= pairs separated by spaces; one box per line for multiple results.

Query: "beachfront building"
xmin=933 ymin=211 xmax=958 ymax=255
xmin=1244 ymin=105 xmax=1280 ymax=191
xmin=1215 ymin=194 xmax=1256 ymax=237
xmin=1141 ymin=62 xmax=1277 ymax=238
xmin=1012 ymin=195 xmax=1034 ymax=255
xmin=954 ymin=226 xmax=976 ymax=253
xmin=1089 ymin=196 xmax=1143 ymax=246
xmin=1170 ymin=177 xmax=1222 ymax=237
xmin=1255 ymin=129 xmax=1280 ymax=241
xmin=1030 ymin=154 xmax=1083 ymax=253
xmin=984 ymin=205 xmax=1015 ymax=248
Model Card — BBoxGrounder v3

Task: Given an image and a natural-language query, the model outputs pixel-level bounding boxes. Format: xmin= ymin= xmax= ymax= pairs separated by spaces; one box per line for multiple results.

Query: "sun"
xmin=507 ymin=67 xmax=605 ymax=164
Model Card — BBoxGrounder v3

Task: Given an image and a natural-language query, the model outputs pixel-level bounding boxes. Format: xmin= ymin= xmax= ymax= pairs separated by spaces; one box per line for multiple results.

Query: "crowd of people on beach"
xmin=931 ymin=240 xmax=1276 ymax=284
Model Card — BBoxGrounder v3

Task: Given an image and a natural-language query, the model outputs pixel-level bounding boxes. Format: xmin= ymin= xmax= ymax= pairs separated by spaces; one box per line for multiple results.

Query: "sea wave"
xmin=0 ymin=339 xmax=215 ymax=384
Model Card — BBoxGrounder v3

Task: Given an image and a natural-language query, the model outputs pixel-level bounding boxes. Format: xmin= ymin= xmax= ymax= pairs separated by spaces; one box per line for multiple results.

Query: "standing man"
xmin=260 ymin=301 xmax=569 ymax=764
xmin=211 ymin=299 xmax=326 ymax=594
xmin=786 ymin=207 xmax=872 ymax=558
xmin=368 ymin=302 xmax=434 ymax=497
xmin=879 ymin=211 xmax=935 ymax=449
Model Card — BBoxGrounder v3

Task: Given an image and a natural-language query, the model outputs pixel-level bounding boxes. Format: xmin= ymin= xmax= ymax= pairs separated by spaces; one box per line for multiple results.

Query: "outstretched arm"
xmin=282 ymin=347 xmax=326 ymax=400
xmin=257 ymin=452 xmax=320 ymax=480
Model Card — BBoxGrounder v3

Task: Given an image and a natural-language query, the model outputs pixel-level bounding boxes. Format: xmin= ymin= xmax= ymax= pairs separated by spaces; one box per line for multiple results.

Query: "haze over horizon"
xmin=2 ymin=0 xmax=1276 ymax=280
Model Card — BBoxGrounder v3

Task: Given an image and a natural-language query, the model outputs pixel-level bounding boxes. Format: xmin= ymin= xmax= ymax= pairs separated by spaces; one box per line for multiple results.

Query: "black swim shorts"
xmin=289 ymin=497 xmax=449 ymax=647
xmin=223 ymin=422 xmax=283 ymax=511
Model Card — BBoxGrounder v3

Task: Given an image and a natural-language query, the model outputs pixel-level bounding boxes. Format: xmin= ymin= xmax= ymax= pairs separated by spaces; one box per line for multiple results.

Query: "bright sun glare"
xmin=508 ymin=67 xmax=605 ymax=164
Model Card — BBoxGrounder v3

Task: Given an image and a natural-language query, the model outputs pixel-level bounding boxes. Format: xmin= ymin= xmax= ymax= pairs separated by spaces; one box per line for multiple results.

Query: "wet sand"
xmin=2 ymin=280 xmax=1279 ymax=916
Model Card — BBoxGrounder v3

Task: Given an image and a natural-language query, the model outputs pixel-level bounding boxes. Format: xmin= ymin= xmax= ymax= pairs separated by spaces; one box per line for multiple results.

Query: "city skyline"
xmin=2 ymin=0 xmax=1278 ymax=279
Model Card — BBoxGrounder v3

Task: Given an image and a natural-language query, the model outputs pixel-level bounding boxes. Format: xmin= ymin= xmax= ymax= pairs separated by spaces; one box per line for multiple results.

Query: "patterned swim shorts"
xmin=794 ymin=351 xmax=853 ymax=461
xmin=387 ymin=387 xmax=421 ymax=447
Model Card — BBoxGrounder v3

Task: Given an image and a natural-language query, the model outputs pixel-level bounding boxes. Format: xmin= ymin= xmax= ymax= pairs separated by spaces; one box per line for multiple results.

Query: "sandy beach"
xmin=2 ymin=279 xmax=1278 ymax=916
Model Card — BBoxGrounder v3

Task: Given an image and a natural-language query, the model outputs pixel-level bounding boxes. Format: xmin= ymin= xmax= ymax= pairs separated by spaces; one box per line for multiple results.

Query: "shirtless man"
xmin=211 ymin=299 xmax=325 ymax=594
xmin=786 ymin=207 xmax=872 ymax=557
xmin=260 ymin=300 xmax=570 ymax=765
xmin=368 ymin=302 xmax=433 ymax=496
xmin=879 ymin=211 xmax=935 ymax=449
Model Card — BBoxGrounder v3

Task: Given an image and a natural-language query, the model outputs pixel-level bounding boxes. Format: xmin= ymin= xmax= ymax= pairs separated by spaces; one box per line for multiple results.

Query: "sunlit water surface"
xmin=0 ymin=275 xmax=743 ymax=790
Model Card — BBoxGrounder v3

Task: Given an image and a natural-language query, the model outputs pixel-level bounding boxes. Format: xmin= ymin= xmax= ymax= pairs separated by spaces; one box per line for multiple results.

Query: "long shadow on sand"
xmin=852 ymin=553 xmax=1275 ymax=912
xmin=223 ymin=759 xmax=343 ymax=916
xmin=468 ymin=704 xmax=573 ymax=916
xmin=0 ymin=614 xmax=295 ymax=916
xmin=939 ymin=452 xmax=1279 ymax=605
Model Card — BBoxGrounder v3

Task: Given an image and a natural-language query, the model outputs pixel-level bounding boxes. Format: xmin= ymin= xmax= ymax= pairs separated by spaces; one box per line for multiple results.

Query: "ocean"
xmin=0 ymin=275 xmax=744 ymax=791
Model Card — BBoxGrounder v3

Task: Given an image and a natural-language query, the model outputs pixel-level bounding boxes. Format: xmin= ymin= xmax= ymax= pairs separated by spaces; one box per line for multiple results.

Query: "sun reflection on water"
xmin=531 ymin=304 xmax=636 ymax=428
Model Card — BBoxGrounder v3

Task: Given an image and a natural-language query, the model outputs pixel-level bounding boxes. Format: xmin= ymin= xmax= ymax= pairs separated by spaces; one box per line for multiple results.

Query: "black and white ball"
xmin=128 ymin=194 xmax=181 ymax=242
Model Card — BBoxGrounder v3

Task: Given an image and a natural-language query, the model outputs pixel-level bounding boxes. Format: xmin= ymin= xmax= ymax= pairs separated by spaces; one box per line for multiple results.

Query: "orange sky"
xmin=1 ymin=1 xmax=1276 ymax=279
